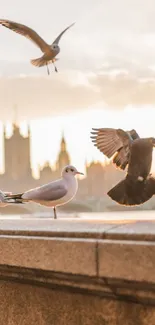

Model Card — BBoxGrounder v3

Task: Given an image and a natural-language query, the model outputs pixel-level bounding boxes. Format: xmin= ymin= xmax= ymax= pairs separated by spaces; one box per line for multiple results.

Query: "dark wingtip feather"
xmin=90 ymin=136 xmax=97 ymax=139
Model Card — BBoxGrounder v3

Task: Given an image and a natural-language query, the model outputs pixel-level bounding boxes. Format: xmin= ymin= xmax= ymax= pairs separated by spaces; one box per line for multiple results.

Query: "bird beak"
xmin=76 ymin=171 xmax=84 ymax=175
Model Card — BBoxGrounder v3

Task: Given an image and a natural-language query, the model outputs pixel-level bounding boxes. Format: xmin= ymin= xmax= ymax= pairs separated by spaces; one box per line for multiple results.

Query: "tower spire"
xmin=13 ymin=104 xmax=18 ymax=128
xmin=61 ymin=130 xmax=66 ymax=151
xmin=56 ymin=131 xmax=70 ymax=170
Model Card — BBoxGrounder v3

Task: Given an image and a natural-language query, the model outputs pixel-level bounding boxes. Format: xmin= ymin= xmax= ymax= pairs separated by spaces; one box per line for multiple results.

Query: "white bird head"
xmin=62 ymin=165 xmax=84 ymax=178
xmin=51 ymin=43 xmax=60 ymax=55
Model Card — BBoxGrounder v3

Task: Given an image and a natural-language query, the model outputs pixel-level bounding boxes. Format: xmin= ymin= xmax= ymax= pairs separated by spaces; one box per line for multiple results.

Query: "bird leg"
xmin=46 ymin=63 xmax=50 ymax=75
xmin=53 ymin=206 xmax=57 ymax=219
xmin=52 ymin=61 xmax=58 ymax=73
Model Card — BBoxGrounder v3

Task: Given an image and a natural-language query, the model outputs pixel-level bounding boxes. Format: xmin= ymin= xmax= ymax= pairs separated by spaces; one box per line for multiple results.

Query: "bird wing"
xmin=0 ymin=19 xmax=50 ymax=53
xmin=127 ymin=129 xmax=140 ymax=141
xmin=23 ymin=180 xmax=67 ymax=201
xmin=52 ymin=22 xmax=75 ymax=45
xmin=91 ymin=128 xmax=131 ymax=158
xmin=90 ymin=127 xmax=136 ymax=170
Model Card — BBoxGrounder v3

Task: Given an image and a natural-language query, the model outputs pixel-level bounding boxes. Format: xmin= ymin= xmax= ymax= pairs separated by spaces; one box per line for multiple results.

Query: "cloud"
xmin=88 ymin=70 xmax=155 ymax=108
xmin=1 ymin=62 xmax=155 ymax=122
xmin=0 ymin=71 xmax=101 ymax=120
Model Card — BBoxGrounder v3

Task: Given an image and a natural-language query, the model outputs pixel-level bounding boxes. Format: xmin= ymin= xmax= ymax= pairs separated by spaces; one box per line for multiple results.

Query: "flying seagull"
xmin=5 ymin=165 xmax=84 ymax=219
xmin=91 ymin=127 xmax=140 ymax=170
xmin=0 ymin=19 xmax=75 ymax=75
xmin=107 ymin=137 xmax=155 ymax=206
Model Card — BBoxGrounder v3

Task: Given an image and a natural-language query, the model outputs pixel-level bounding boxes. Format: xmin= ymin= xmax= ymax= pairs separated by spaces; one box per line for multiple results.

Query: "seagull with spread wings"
xmin=0 ymin=19 xmax=75 ymax=75
xmin=91 ymin=128 xmax=140 ymax=170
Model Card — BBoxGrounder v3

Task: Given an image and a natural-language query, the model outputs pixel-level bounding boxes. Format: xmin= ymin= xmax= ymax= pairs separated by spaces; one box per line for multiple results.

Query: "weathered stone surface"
xmin=0 ymin=215 xmax=154 ymax=324
xmin=0 ymin=217 xmax=155 ymax=240
xmin=0 ymin=280 xmax=155 ymax=325
xmin=98 ymin=239 xmax=155 ymax=282
xmin=105 ymin=220 xmax=155 ymax=241
xmin=0 ymin=218 xmax=120 ymax=238
xmin=0 ymin=236 xmax=96 ymax=276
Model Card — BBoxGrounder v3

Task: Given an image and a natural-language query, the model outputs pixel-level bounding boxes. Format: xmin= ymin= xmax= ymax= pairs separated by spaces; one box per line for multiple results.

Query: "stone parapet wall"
xmin=0 ymin=216 xmax=154 ymax=324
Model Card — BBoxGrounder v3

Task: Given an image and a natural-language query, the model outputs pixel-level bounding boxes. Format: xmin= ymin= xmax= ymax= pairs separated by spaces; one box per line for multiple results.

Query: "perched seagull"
xmin=91 ymin=128 xmax=140 ymax=170
xmin=5 ymin=165 xmax=84 ymax=219
xmin=107 ymin=137 xmax=155 ymax=206
xmin=0 ymin=19 xmax=75 ymax=75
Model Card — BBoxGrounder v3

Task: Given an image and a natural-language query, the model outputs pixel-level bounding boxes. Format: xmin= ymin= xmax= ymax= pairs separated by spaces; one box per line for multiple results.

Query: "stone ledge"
xmin=0 ymin=218 xmax=154 ymax=283
xmin=0 ymin=218 xmax=155 ymax=240
xmin=0 ymin=216 xmax=155 ymax=324
xmin=98 ymin=239 xmax=155 ymax=282
xmin=0 ymin=218 xmax=119 ymax=238
xmin=0 ymin=235 xmax=96 ymax=276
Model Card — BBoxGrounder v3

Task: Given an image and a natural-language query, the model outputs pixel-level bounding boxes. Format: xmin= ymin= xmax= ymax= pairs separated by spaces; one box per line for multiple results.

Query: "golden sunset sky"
xmin=0 ymin=0 xmax=155 ymax=176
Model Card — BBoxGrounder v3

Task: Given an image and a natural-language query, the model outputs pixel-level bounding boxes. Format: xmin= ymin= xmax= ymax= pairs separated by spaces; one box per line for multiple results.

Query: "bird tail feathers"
xmin=31 ymin=57 xmax=59 ymax=67
xmin=107 ymin=177 xmax=155 ymax=206
xmin=4 ymin=193 xmax=25 ymax=204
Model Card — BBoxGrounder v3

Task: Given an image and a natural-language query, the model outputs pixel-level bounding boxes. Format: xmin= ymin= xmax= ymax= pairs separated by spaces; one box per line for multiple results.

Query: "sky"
xmin=0 ymin=0 xmax=155 ymax=174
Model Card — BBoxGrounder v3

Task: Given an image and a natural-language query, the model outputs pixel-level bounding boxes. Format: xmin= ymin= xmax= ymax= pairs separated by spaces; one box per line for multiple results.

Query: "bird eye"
xmin=66 ymin=168 xmax=68 ymax=173
xmin=71 ymin=168 xmax=74 ymax=172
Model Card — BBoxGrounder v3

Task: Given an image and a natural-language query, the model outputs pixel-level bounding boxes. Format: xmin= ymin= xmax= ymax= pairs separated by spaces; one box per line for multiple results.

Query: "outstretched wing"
xmin=91 ymin=128 xmax=131 ymax=158
xmin=0 ymin=19 xmax=50 ymax=53
xmin=91 ymin=127 xmax=136 ymax=170
xmin=52 ymin=22 xmax=75 ymax=45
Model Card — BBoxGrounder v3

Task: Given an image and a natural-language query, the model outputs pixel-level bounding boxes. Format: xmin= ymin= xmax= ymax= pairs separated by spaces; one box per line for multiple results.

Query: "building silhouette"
xmin=4 ymin=123 xmax=32 ymax=182
xmin=0 ymin=122 xmax=73 ymax=193
xmin=0 ymin=119 xmax=141 ymax=212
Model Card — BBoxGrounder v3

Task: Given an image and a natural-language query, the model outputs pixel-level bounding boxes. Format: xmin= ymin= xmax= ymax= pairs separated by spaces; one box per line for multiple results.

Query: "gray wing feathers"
xmin=23 ymin=181 xmax=67 ymax=201
xmin=52 ymin=22 xmax=75 ymax=45
xmin=0 ymin=19 xmax=50 ymax=52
